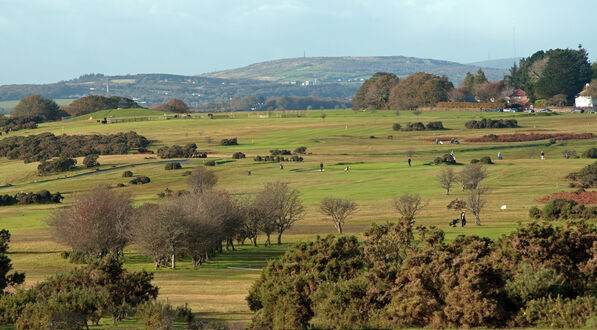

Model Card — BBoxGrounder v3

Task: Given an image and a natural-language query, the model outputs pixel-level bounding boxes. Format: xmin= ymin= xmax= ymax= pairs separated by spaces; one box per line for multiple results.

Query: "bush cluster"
xmin=582 ymin=147 xmax=597 ymax=158
xmin=232 ymin=152 xmax=246 ymax=159
xmin=466 ymin=132 xmax=595 ymax=143
xmin=566 ymin=161 xmax=597 ymax=188
xmin=164 ymin=162 xmax=182 ymax=170
xmin=220 ymin=138 xmax=238 ymax=146
xmin=465 ymin=118 xmax=518 ymax=129
xmin=157 ymin=143 xmax=197 ymax=158
xmin=247 ymin=220 xmax=597 ymax=329
xmin=130 ymin=176 xmax=151 ymax=184
xmin=122 ymin=170 xmax=133 ymax=177
xmin=253 ymin=148 xmax=304 ymax=162
xmin=0 ymin=116 xmax=42 ymax=133
xmin=529 ymin=198 xmax=597 ymax=220
xmin=0 ymin=190 xmax=63 ymax=206
xmin=293 ymin=146 xmax=307 ymax=154
xmin=37 ymin=157 xmax=77 ymax=175
xmin=83 ymin=154 xmax=100 ymax=168
xmin=470 ymin=156 xmax=493 ymax=164
xmin=0 ymin=131 xmax=149 ymax=163
xmin=398 ymin=121 xmax=444 ymax=131
xmin=204 ymin=160 xmax=216 ymax=166
xmin=433 ymin=153 xmax=456 ymax=165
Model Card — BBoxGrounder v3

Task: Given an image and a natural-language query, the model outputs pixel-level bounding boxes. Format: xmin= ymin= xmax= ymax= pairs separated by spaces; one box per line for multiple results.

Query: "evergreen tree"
xmin=0 ymin=230 xmax=25 ymax=293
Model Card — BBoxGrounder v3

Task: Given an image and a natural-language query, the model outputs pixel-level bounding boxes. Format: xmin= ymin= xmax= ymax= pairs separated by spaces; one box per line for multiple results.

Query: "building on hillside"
xmin=575 ymin=95 xmax=595 ymax=108
xmin=507 ymin=89 xmax=528 ymax=105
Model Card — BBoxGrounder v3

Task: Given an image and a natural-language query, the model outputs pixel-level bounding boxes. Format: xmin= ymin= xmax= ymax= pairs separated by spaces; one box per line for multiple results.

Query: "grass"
xmin=1 ymin=108 xmax=597 ymax=326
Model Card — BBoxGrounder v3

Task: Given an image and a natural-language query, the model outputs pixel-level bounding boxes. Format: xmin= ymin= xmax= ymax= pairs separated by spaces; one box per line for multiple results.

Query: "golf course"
xmin=1 ymin=108 xmax=596 ymax=327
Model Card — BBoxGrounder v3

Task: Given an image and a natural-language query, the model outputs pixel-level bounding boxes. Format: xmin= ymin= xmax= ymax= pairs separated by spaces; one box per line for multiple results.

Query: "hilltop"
xmin=468 ymin=57 xmax=521 ymax=70
xmin=200 ymin=56 xmax=507 ymax=83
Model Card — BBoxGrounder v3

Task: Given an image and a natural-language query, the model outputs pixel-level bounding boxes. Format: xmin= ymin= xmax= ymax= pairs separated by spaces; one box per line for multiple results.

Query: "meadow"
xmin=1 ymin=108 xmax=596 ymax=327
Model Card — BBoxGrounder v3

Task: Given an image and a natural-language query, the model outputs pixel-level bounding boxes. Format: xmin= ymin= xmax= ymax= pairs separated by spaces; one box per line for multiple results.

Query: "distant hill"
xmin=200 ymin=56 xmax=507 ymax=84
xmin=467 ymin=57 xmax=521 ymax=70
xmin=0 ymin=56 xmax=509 ymax=109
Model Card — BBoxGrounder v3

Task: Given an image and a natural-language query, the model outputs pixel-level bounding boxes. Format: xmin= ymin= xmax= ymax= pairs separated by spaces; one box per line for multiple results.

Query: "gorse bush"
xmin=398 ymin=121 xmax=444 ymax=131
xmin=130 ymin=176 xmax=151 ymax=184
xmin=566 ymin=161 xmax=597 ymax=188
xmin=0 ymin=190 xmax=63 ymax=206
xmin=122 ymin=170 xmax=133 ymax=177
xmin=434 ymin=153 xmax=456 ymax=165
xmin=582 ymin=147 xmax=597 ymax=158
xmin=247 ymin=220 xmax=597 ymax=329
xmin=293 ymin=146 xmax=307 ymax=154
xmin=157 ymin=143 xmax=197 ymax=158
xmin=465 ymin=118 xmax=518 ymax=129
xmin=0 ymin=131 xmax=149 ymax=163
xmin=164 ymin=162 xmax=182 ymax=170
xmin=0 ymin=116 xmax=42 ymax=133
xmin=220 ymin=138 xmax=238 ymax=146
xmin=529 ymin=198 xmax=597 ymax=220
xmin=37 ymin=157 xmax=77 ymax=175
xmin=232 ymin=152 xmax=246 ymax=159
xmin=83 ymin=154 xmax=100 ymax=168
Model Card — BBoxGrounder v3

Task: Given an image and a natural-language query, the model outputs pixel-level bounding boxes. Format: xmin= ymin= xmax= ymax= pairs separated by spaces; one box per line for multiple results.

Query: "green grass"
xmin=1 ymin=109 xmax=597 ymax=326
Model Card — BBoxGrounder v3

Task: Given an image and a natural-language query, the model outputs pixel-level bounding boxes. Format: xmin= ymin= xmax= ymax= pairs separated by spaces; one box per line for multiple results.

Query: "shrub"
xmin=232 ymin=152 xmax=246 ymax=159
xmin=582 ymin=147 xmax=597 ymax=159
xmin=220 ymin=138 xmax=238 ymax=146
xmin=392 ymin=123 xmax=401 ymax=131
xmin=130 ymin=176 xmax=151 ymax=184
xmin=402 ymin=122 xmax=426 ymax=131
xmin=425 ymin=121 xmax=444 ymax=130
xmin=470 ymin=158 xmax=480 ymax=164
xmin=204 ymin=160 xmax=216 ymax=166
xmin=434 ymin=154 xmax=456 ymax=165
xmin=465 ymin=118 xmax=518 ymax=129
xmin=479 ymin=156 xmax=493 ymax=164
xmin=37 ymin=157 xmax=77 ymax=175
xmin=528 ymin=206 xmax=542 ymax=219
xmin=566 ymin=161 xmax=597 ymax=188
xmin=290 ymin=155 xmax=303 ymax=162
xmin=542 ymin=198 xmax=578 ymax=220
xmin=164 ymin=162 xmax=182 ymax=170
xmin=294 ymin=146 xmax=307 ymax=154
xmin=269 ymin=149 xmax=291 ymax=156
xmin=467 ymin=132 xmax=595 ymax=143
xmin=122 ymin=170 xmax=133 ymax=177
xmin=157 ymin=143 xmax=197 ymax=158
xmin=82 ymin=154 xmax=100 ymax=168
xmin=182 ymin=170 xmax=192 ymax=176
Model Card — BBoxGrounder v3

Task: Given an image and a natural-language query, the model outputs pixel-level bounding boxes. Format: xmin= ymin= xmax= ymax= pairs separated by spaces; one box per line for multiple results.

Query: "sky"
xmin=1 ymin=0 xmax=596 ymax=85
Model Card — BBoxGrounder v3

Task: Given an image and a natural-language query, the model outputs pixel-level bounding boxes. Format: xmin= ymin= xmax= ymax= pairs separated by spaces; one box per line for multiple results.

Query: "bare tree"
xmin=393 ymin=193 xmax=427 ymax=223
xmin=131 ymin=201 xmax=188 ymax=269
xmin=253 ymin=188 xmax=279 ymax=246
xmin=458 ymin=163 xmax=487 ymax=190
xmin=405 ymin=149 xmax=415 ymax=157
xmin=260 ymin=182 xmax=305 ymax=245
xmin=238 ymin=196 xmax=261 ymax=246
xmin=437 ymin=167 xmax=457 ymax=195
xmin=467 ymin=187 xmax=487 ymax=225
xmin=47 ymin=186 xmax=133 ymax=260
xmin=319 ymin=198 xmax=358 ymax=233
xmin=186 ymin=165 xmax=217 ymax=193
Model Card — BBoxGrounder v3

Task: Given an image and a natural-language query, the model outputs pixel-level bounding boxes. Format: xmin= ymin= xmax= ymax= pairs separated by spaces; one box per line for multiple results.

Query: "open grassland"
xmin=1 ymin=109 xmax=597 ymax=326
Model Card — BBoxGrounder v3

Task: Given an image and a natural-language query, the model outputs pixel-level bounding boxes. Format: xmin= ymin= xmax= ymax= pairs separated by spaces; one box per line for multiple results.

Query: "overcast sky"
xmin=1 ymin=0 xmax=595 ymax=85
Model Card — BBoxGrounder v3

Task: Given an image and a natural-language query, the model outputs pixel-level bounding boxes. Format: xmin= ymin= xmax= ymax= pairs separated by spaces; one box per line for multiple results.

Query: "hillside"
xmin=468 ymin=57 xmax=521 ymax=70
xmin=200 ymin=56 xmax=507 ymax=83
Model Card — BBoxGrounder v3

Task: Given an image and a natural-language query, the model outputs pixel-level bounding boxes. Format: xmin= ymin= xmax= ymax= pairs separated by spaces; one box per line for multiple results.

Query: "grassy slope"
xmin=1 ymin=109 xmax=597 ymax=326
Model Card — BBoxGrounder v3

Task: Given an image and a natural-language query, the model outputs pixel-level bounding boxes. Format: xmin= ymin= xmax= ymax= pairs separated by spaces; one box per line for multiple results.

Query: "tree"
xmin=438 ymin=167 xmax=457 ymax=195
xmin=151 ymin=98 xmax=189 ymax=113
xmin=319 ymin=198 xmax=358 ymax=233
xmin=458 ymin=163 xmax=487 ymax=190
xmin=467 ymin=187 xmax=487 ymax=225
xmin=259 ymin=182 xmax=305 ymax=245
xmin=12 ymin=95 xmax=63 ymax=121
xmin=186 ymin=165 xmax=217 ymax=193
xmin=475 ymin=81 xmax=505 ymax=102
xmin=580 ymin=79 xmax=597 ymax=97
xmin=352 ymin=72 xmax=399 ymax=110
xmin=534 ymin=48 xmax=592 ymax=103
xmin=65 ymin=95 xmax=140 ymax=116
xmin=83 ymin=154 xmax=100 ymax=168
xmin=388 ymin=72 xmax=452 ymax=109
xmin=0 ymin=230 xmax=25 ymax=294
xmin=252 ymin=188 xmax=278 ymax=246
xmin=131 ymin=201 xmax=188 ymax=269
xmin=393 ymin=193 xmax=426 ymax=222
xmin=47 ymin=187 xmax=133 ymax=259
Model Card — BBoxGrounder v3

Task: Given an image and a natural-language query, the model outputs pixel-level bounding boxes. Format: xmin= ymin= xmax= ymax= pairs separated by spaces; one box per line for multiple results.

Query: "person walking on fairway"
xmin=461 ymin=210 xmax=466 ymax=227
xmin=344 ymin=166 xmax=350 ymax=173
xmin=280 ymin=163 xmax=284 ymax=170
xmin=540 ymin=150 xmax=545 ymax=160
xmin=498 ymin=152 xmax=502 ymax=160
xmin=320 ymin=162 xmax=324 ymax=172
xmin=408 ymin=157 xmax=411 ymax=167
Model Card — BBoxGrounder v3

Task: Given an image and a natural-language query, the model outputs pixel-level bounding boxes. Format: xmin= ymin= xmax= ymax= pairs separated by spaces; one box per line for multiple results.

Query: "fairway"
xmin=1 ymin=109 xmax=597 ymax=325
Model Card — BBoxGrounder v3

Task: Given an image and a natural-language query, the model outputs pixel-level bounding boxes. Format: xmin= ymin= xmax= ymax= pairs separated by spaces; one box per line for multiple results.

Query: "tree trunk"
xmin=171 ymin=253 xmax=175 ymax=269
xmin=265 ymin=233 xmax=271 ymax=246
xmin=277 ymin=232 xmax=283 ymax=245
xmin=252 ymin=236 xmax=258 ymax=247
xmin=338 ymin=223 xmax=343 ymax=234
xmin=229 ymin=239 xmax=235 ymax=251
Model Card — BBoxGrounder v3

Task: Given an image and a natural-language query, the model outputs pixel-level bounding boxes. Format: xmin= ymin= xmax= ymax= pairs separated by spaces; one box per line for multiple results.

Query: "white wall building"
xmin=575 ymin=95 xmax=595 ymax=108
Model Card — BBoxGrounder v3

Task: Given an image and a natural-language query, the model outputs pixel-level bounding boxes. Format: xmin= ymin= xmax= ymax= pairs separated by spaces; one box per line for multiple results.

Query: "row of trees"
xmin=64 ymin=95 xmax=140 ymax=116
xmin=352 ymin=72 xmax=454 ymax=110
xmin=200 ymin=95 xmax=352 ymax=112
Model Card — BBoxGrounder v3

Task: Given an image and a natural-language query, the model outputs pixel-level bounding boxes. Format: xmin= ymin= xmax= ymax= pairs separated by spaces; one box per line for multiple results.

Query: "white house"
xmin=575 ymin=95 xmax=595 ymax=108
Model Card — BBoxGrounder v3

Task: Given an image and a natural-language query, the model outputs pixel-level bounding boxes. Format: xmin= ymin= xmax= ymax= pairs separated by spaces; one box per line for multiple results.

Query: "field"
xmin=0 ymin=98 xmax=75 ymax=112
xmin=1 ymin=109 xmax=597 ymax=327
